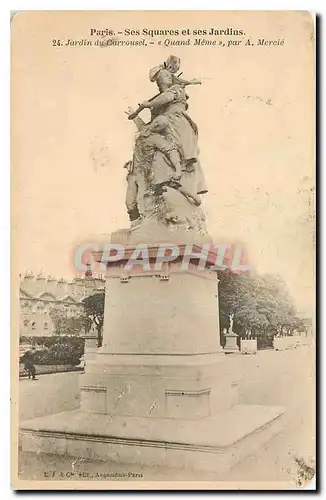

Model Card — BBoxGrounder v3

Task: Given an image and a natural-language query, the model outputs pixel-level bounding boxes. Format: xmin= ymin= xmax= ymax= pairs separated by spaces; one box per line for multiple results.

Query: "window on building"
xmin=31 ymin=322 xmax=36 ymax=330
xmin=44 ymin=322 xmax=48 ymax=330
xmin=23 ymin=320 xmax=29 ymax=327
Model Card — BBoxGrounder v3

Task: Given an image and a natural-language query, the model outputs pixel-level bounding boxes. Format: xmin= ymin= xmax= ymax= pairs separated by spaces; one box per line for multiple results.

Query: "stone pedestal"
xmin=20 ymin=242 xmax=285 ymax=476
xmin=240 ymin=339 xmax=258 ymax=355
xmin=80 ymin=249 xmax=229 ymax=420
xmin=273 ymin=337 xmax=288 ymax=351
xmin=224 ymin=332 xmax=240 ymax=354
xmin=82 ymin=335 xmax=99 ymax=364
xmin=84 ymin=336 xmax=98 ymax=351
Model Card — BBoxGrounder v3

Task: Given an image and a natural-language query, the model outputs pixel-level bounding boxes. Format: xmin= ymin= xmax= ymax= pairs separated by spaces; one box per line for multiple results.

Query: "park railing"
xmin=19 ymin=363 xmax=84 ymax=378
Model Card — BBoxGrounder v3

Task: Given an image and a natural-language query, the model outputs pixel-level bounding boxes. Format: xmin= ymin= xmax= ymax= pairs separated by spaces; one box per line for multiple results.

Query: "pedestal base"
xmin=20 ymin=404 xmax=284 ymax=475
xmin=224 ymin=334 xmax=240 ymax=354
xmin=79 ymin=352 xmax=238 ymax=419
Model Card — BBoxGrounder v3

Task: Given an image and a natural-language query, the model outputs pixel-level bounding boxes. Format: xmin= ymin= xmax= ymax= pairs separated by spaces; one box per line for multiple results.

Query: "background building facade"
xmin=19 ymin=271 xmax=105 ymax=337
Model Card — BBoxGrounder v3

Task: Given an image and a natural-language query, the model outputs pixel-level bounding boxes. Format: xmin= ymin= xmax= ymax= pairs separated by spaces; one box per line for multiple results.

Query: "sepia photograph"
xmin=11 ymin=10 xmax=316 ymax=490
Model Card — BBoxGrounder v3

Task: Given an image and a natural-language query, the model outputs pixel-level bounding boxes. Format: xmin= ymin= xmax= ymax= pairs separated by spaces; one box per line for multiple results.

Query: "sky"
xmin=12 ymin=11 xmax=315 ymax=314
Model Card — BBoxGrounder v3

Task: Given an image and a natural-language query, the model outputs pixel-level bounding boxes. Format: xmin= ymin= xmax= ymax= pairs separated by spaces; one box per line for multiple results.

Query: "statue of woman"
xmin=130 ymin=65 xmax=200 ymax=167
xmin=127 ymin=60 xmax=208 ymax=195
xmin=124 ymin=111 xmax=203 ymax=222
xmin=228 ymin=313 xmax=235 ymax=334
xmin=123 ymin=58 xmax=209 ymax=234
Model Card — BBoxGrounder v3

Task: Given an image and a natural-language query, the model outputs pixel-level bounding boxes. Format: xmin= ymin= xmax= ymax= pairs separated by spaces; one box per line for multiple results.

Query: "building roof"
xmin=19 ymin=273 xmax=105 ymax=304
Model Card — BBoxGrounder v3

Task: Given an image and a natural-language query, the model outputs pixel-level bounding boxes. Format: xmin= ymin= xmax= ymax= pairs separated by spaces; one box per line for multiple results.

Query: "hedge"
xmin=20 ymin=336 xmax=85 ymax=366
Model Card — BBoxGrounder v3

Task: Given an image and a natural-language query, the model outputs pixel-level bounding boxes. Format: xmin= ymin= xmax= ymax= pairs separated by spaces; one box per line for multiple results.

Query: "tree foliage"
xmin=218 ymin=270 xmax=305 ymax=339
xmin=50 ymin=309 xmax=90 ymax=337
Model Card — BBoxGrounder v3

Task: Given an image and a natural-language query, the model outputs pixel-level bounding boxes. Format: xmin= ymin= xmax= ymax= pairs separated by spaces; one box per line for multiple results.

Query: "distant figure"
xmin=24 ymin=361 xmax=36 ymax=380
xmin=20 ymin=351 xmax=37 ymax=380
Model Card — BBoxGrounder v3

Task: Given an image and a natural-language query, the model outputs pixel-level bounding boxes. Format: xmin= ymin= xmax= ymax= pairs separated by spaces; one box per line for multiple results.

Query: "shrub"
xmin=20 ymin=336 xmax=85 ymax=365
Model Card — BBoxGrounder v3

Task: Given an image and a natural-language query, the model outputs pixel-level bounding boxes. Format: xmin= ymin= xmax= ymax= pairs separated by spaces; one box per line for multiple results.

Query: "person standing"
xmin=20 ymin=351 xmax=37 ymax=380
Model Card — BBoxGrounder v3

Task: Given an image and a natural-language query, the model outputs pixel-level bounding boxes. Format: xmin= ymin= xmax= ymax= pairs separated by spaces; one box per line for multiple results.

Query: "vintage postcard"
xmin=11 ymin=10 xmax=316 ymax=490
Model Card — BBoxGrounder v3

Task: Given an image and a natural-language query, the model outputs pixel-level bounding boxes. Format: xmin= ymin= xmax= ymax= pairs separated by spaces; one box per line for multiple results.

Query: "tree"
xmin=50 ymin=309 xmax=90 ymax=337
xmin=82 ymin=292 xmax=105 ymax=347
xmin=218 ymin=269 xmax=254 ymax=335
xmin=218 ymin=269 xmax=303 ymax=342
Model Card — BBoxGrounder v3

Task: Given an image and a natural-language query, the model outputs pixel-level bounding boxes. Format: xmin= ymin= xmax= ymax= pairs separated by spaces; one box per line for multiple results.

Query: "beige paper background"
xmin=11 ymin=10 xmax=315 ymax=490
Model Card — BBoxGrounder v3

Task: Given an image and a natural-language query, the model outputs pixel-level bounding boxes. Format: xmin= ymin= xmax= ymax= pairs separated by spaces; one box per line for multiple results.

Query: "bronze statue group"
xmin=123 ymin=55 xmax=209 ymax=234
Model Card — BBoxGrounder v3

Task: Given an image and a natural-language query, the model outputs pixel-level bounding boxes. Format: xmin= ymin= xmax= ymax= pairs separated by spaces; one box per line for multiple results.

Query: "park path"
xmin=19 ymin=371 xmax=80 ymax=421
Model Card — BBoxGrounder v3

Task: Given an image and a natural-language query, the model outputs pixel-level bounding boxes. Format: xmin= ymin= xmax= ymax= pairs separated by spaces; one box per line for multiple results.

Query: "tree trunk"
xmin=97 ymin=326 xmax=102 ymax=348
